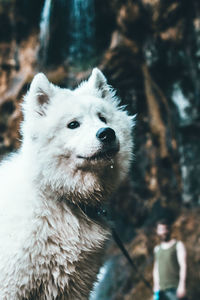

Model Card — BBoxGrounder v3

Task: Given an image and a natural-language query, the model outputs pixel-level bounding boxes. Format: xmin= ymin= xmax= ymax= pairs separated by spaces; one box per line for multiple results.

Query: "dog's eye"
xmin=67 ymin=121 xmax=80 ymax=129
xmin=98 ymin=114 xmax=107 ymax=124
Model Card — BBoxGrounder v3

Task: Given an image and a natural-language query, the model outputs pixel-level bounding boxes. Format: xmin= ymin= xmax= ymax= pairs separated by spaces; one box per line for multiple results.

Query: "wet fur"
xmin=0 ymin=68 xmax=134 ymax=299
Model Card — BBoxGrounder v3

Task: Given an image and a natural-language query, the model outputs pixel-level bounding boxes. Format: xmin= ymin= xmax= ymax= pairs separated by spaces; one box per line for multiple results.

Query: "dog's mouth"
xmin=77 ymin=145 xmax=120 ymax=161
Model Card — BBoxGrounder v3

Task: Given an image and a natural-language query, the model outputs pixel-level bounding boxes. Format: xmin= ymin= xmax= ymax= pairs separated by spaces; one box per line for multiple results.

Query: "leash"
xmin=77 ymin=202 xmax=152 ymax=291
xmin=111 ymin=226 xmax=152 ymax=290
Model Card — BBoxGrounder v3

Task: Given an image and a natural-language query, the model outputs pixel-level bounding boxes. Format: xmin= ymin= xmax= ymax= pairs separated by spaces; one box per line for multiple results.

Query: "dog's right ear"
xmin=24 ymin=73 xmax=54 ymax=117
xmin=88 ymin=68 xmax=110 ymax=98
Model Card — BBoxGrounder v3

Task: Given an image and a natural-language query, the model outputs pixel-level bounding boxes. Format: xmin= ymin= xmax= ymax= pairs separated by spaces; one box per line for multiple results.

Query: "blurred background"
xmin=0 ymin=0 xmax=200 ymax=299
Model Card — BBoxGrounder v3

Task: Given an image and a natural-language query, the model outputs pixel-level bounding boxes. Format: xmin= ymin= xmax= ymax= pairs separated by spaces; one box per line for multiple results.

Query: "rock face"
xmin=0 ymin=0 xmax=200 ymax=299
xmin=0 ymin=0 xmax=43 ymax=155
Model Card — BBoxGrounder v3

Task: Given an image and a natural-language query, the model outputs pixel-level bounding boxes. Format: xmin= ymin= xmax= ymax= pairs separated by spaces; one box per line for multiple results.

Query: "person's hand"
xmin=176 ymin=284 xmax=186 ymax=298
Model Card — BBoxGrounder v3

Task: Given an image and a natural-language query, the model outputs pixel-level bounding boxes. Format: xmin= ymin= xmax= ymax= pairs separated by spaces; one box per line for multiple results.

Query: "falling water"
xmin=89 ymin=260 xmax=113 ymax=300
xmin=39 ymin=0 xmax=52 ymax=66
xmin=172 ymin=83 xmax=190 ymax=122
xmin=69 ymin=0 xmax=95 ymax=64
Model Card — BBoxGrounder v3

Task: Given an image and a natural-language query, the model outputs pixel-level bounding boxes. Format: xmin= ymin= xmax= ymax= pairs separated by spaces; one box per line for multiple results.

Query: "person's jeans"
xmin=160 ymin=288 xmax=187 ymax=300
xmin=160 ymin=288 xmax=177 ymax=300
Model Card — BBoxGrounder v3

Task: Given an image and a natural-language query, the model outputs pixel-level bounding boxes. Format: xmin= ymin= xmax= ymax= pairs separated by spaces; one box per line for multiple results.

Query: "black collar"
xmin=78 ymin=202 xmax=109 ymax=223
xmin=60 ymin=195 xmax=110 ymax=224
xmin=58 ymin=192 xmax=110 ymax=223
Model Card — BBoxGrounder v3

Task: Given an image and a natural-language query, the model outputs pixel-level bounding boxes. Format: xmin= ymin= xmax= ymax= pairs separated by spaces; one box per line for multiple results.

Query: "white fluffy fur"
xmin=0 ymin=68 xmax=134 ymax=299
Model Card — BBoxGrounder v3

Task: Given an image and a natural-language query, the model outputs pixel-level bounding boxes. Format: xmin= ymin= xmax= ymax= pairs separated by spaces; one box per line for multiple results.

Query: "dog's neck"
xmin=36 ymin=184 xmax=110 ymax=224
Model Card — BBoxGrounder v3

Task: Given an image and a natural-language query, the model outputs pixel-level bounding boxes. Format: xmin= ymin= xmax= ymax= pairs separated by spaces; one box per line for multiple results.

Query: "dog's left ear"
xmin=88 ymin=68 xmax=110 ymax=98
xmin=23 ymin=73 xmax=55 ymax=117
xmin=29 ymin=73 xmax=53 ymax=116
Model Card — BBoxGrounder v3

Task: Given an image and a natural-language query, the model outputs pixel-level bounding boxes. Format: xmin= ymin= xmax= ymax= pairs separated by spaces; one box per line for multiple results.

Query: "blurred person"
xmin=153 ymin=219 xmax=187 ymax=300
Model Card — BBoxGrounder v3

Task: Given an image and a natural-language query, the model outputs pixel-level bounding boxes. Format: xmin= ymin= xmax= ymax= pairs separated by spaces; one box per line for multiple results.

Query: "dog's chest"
xmin=25 ymin=201 xmax=109 ymax=299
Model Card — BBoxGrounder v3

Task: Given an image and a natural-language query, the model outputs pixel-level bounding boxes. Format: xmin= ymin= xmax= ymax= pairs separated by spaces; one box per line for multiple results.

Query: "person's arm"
xmin=176 ymin=241 xmax=187 ymax=298
xmin=153 ymin=260 xmax=160 ymax=291
xmin=153 ymin=247 xmax=160 ymax=292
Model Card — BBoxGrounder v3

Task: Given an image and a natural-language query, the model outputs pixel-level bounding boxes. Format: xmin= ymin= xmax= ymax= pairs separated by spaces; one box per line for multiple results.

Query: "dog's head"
xmin=21 ymin=68 xmax=135 ymax=202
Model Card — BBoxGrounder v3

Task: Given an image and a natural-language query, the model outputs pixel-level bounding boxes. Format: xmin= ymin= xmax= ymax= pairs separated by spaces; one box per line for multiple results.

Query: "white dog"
xmin=0 ymin=68 xmax=134 ymax=299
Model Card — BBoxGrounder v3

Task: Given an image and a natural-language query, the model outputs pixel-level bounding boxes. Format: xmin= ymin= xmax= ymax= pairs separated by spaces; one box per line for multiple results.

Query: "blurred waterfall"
xmin=39 ymin=0 xmax=52 ymax=66
xmin=90 ymin=260 xmax=113 ymax=300
xmin=69 ymin=0 xmax=95 ymax=63
xmin=172 ymin=83 xmax=190 ymax=123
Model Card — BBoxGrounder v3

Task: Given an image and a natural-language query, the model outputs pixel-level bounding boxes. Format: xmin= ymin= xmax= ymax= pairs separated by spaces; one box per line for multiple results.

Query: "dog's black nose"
xmin=96 ymin=127 xmax=116 ymax=143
